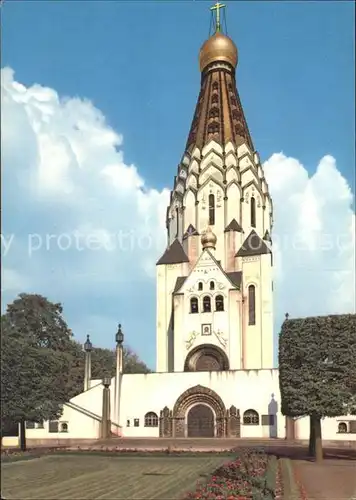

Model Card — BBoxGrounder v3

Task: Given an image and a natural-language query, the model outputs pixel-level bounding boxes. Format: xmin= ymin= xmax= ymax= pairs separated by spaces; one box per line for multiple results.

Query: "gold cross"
xmin=210 ymin=2 xmax=226 ymax=33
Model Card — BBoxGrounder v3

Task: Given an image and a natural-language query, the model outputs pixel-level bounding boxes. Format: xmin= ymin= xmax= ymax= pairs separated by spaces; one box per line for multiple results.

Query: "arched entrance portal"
xmin=172 ymin=384 xmax=226 ymax=437
xmin=184 ymin=344 xmax=229 ymax=372
xmin=187 ymin=404 xmax=214 ymax=437
xmin=159 ymin=386 xmax=241 ymax=438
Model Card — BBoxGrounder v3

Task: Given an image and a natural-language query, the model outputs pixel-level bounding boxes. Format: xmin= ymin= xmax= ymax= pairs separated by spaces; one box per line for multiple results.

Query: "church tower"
xmin=156 ymin=3 xmax=274 ymax=373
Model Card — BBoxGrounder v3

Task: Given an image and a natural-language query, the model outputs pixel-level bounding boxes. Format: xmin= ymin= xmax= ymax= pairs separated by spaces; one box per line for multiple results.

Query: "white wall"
xmin=10 ymin=370 xmax=355 ymax=443
xmin=295 ymin=416 xmax=356 ymax=441
xmin=119 ymin=369 xmax=283 ymax=438
xmin=24 ymin=406 xmax=101 ymax=440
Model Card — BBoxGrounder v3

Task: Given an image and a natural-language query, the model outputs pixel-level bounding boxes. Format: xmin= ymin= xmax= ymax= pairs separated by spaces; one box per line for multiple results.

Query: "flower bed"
xmin=184 ymin=448 xmax=280 ymax=500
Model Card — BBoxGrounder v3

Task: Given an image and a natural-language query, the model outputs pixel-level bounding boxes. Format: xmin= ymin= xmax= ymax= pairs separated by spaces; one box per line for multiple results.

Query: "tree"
xmin=279 ymin=314 xmax=356 ymax=462
xmin=1 ymin=293 xmax=152 ymax=448
xmin=4 ymin=293 xmax=74 ymax=350
xmin=1 ymin=315 xmax=71 ymax=451
xmin=68 ymin=343 xmax=152 ymax=395
xmin=3 ymin=294 xmax=81 ymax=400
xmin=123 ymin=347 xmax=152 ymax=374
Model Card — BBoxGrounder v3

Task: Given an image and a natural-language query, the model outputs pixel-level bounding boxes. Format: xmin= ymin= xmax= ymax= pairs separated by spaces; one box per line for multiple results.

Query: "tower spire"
xmin=182 ymin=4 xmax=253 ymax=153
xmin=210 ymin=2 xmax=226 ymax=33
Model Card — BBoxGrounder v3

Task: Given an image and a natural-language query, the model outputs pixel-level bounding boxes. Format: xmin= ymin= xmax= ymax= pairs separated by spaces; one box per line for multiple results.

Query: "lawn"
xmin=1 ymin=453 xmax=230 ymax=500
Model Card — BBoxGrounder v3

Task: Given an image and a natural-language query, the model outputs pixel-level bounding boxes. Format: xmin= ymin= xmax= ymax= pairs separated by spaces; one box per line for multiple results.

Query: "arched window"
xmin=210 ymin=281 xmax=215 ymax=290
xmin=338 ymin=422 xmax=347 ymax=433
xmin=235 ymin=123 xmax=243 ymax=135
xmin=215 ymin=295 xmax=224 ymax=311
xmin=198 ymin=282 xmax=203 ymax=291
xmin=176 ymin=207 xmax=180 ymax=236
xmin=243 ymin=409 xmax=259 ymax=425
xmin=144 ymin=412 xmax=158 ymax=427
xmin=209 ymin=194 xmax=215 ymax=225
xmin=203 ymin=296 xmax=211 ymax=313
xmin=248 ymin=285 xmax=256 ymax=325
xmin=208 ymin=122 xmax=219 ymax=134
xmin=60 ymin=422 xmax=68 ymax=433
xmin=250 ymin=196 xmax=256 ymax=228
xmin=190 ymin=297 xmax=198 ymax=314
xmin=209 ymin=107 xmax=219 ymax=118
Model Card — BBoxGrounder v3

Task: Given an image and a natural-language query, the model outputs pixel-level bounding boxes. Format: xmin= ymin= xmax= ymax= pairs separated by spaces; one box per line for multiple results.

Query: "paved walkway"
xmin=295 ymin=458 xmax=356 ymax=500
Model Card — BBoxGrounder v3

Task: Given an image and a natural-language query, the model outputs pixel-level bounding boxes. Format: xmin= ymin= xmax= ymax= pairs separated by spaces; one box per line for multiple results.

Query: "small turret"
xmin=201 ymin=226 xmax=217 ymax=250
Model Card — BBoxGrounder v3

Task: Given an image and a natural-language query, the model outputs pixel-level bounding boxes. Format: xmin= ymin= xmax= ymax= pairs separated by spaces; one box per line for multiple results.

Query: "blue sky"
xmin=2 ymin=1 xmax=355 ymax=369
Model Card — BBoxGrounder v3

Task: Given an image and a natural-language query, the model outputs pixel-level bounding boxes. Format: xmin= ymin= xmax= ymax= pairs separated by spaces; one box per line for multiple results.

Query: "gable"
xmin=156 ymin=239 xmax=189 ymax=265
xmin=224 ymin=218 xmax=243 ymax=233
xmin=183 ymin=224 xmax=199 ymax=240
xmin=174 ymin=249 xmax=239 ymax=294
xmin=236 ymin=230 xmax=271 ymax=257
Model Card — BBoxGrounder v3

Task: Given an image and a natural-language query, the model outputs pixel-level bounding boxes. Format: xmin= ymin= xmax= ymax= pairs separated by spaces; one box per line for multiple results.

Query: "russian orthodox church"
xmin=9 ymin=4 xmax=354 ymax=446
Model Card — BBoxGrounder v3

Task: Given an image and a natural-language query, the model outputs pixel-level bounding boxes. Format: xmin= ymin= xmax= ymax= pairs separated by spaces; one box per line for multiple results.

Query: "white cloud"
xmin=1 ymin=268 xmax=30 ymax=293
xmin=1 ymin=67 xmax=355 ymax=364
xmin=265 ymin=153 xmax=355 ymax=318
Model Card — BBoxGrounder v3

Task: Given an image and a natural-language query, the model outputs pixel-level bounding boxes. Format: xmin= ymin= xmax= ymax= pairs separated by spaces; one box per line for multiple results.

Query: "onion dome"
xmin=201 ymin=226 xmax=217 ymax=250
xmin=199 ymin=32 xmax=238 ymax=72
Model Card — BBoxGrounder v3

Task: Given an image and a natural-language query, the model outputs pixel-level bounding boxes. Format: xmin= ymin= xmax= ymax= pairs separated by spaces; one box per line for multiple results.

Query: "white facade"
xmin=7 ymin=369 xmax=355 ymax=445
xmin=156 ymin=139 xmax=274 ymax=375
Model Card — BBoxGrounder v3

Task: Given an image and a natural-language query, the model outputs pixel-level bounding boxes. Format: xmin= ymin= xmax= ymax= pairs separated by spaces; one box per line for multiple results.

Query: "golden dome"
xmin=199 ymin=32 xmax=238 ymax=72
xmin=201 ymin=226 xmax=217 ymax=250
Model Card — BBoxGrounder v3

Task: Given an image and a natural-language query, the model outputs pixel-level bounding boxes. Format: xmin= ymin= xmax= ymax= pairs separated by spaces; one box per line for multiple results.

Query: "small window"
xmin=48 ymin=421 xmax=59 ymax=433
xmin=262 ymin=414 xmax=275 ymax=426
xmin=26 ymin=421 xmax=35 ymax=429
xmin=338 ymin=422 xmax=347 ymax=433
xmin=215 ymin=295 xmax=224 ymax=311
xmin=208 ymin=194 xmax=215 ymax=226
xmin=134 ymin=418 xmax=139 ymax=427
xmin=198 ymin=282 xmax=203 ymax=291
xmin=126 ymin=420 xmax=130 ymax=427
xmin=250 ymin=197 xmax=256 ymax=228
xmin=248 ymin=285 xmax=256 ymax=326
xmin=208 ymin=122 xmax=219 ymax=134
xmin=243 ymin=409 xmax=259 ymax=425
xmin=209 ymin=107 xmax=219 ymax=119
xmin=203 ymin=296 xmax=211 ymax=313
xmin=209 ymin=281 xmax=215 ymax=290
xmin=175 ymin=207 xmax=179 ymax=237
xmin=144 ymin=412 xmax=159 ymax=427
xmin=36 ymin=421 xmax=44 ymax=429
xmin=60 ymin=422 xmax=68 ymax=433
xmin=235 ymin=123 xmax=243 ymax=135
xmin=190 ymin=297 xmax=198 ymax=314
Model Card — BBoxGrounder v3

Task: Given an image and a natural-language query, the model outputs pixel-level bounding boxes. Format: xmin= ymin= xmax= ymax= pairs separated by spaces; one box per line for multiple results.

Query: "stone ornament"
xmin=214 ymin=329 xmax=227 ymax=348
xmin=186 ymin=330 xmax=200 ymax=350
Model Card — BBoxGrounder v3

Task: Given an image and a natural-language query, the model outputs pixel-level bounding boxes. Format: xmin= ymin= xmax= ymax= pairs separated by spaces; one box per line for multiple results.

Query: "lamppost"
xmin=115 ymin=324 xmax=124 ymax=346
xmin=83 ymin=334 xmax=92 ymax=391
xmin=101 ymin=377 xmax=111 ymax=439
xmin=114 ymin=324 xmax=124 ymax=429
